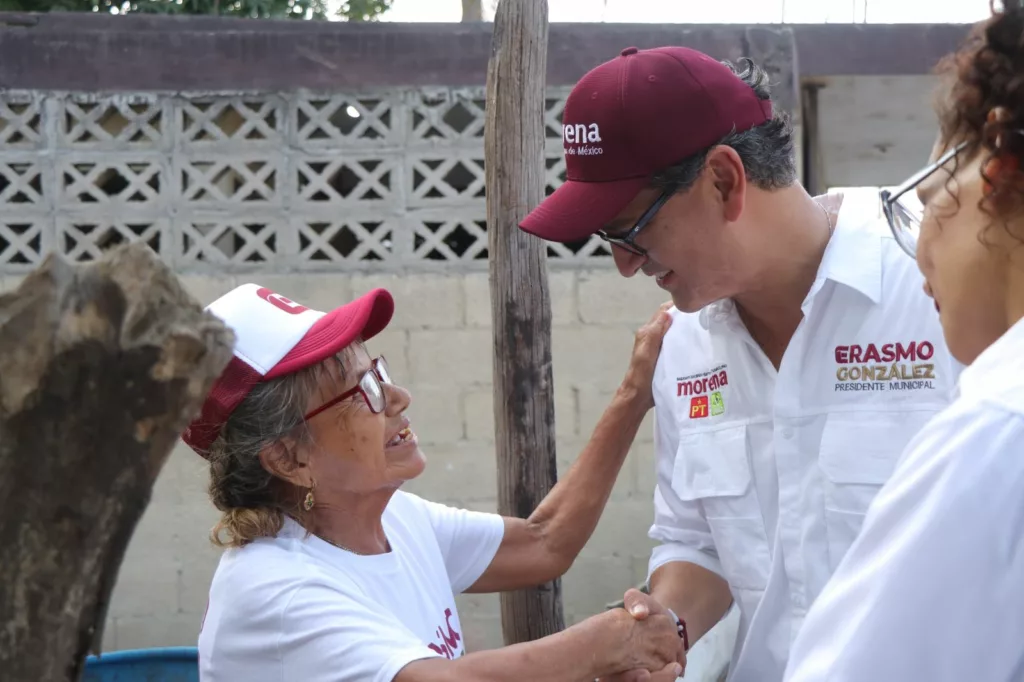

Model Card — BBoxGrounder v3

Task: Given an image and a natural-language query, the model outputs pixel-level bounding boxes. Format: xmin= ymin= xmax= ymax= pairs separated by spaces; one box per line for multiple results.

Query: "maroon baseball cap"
xmin=519 ymin=46 xmax=772 ymax=243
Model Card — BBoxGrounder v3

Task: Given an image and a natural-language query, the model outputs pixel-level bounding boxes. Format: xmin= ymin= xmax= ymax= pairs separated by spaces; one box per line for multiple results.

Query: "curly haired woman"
xmin=784 ymin=2 xmax=1024 ymax=680
xmin=184 ymin=283 xmax=685 ymax=682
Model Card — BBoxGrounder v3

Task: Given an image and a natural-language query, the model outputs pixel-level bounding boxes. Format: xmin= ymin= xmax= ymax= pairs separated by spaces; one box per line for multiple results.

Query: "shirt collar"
xmin=808 ymin=190 xmax=883 ymax=306
xmin=699 ymin=297 xmax=736 ymax=330
xmin=699 ymin=191 xmax=885 ymax=330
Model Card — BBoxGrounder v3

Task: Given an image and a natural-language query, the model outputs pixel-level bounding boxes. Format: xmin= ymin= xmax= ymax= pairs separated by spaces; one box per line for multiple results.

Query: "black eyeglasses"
xmin=596 ymin=185 xmax=678 ymax=257
xmin=303 ymin=356 xmax=392 ymax=421
xmin=881 ymin=141 xmax=968 ymax=259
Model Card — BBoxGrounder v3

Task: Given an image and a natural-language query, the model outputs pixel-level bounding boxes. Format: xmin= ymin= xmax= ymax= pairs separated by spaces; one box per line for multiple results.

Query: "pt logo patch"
xmin=689 ymin=396 xmax=709 ymax=419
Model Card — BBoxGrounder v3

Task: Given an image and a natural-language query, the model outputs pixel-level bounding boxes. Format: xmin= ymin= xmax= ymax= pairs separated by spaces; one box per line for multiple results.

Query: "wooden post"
xmin=0 ymin=243 xmax=234 ymax=682
xmin=801 ymin=82 xmax=826 ymax=195
xmin=484 ymin=0 xmax=564 ymax=645
xmin=461 ymin=0 xmax=484 ymax=21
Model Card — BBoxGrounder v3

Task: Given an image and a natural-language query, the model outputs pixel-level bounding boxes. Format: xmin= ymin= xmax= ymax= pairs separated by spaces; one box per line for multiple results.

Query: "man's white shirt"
xmin=648 ymin=190 xmax=961 ymax=681
xmin=783 ymin=316 xmax=1024 ymax=682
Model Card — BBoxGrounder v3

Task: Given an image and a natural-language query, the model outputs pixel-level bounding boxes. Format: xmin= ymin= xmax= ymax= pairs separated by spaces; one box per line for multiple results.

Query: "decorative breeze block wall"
xmin=0 ymin=87 xmax=616 ymax=275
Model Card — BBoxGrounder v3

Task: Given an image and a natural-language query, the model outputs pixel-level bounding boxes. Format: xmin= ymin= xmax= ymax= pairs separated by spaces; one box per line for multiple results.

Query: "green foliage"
xmin=337 ymin=0 xmax=391 ymax=21
xmin=0 ymin=0 xmax=392 ymax=21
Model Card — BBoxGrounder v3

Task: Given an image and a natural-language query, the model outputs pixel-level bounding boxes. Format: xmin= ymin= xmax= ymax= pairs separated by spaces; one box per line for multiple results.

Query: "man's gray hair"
xmin=650 ymin=58 xmax=798 ymax=192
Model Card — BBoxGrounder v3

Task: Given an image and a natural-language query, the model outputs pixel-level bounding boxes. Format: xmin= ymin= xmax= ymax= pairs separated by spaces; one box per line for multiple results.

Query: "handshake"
xmin=589 ymin=589 xmax=688 ymax=682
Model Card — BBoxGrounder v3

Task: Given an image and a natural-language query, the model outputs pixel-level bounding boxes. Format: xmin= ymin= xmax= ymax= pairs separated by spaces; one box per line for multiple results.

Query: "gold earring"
xmin=303 ymin=480 xmax=316 ymax=511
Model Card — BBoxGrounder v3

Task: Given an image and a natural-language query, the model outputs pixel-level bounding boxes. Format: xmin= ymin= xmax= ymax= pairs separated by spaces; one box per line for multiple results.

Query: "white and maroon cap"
xmin=182 ymin=283 xmax=394 ymax=457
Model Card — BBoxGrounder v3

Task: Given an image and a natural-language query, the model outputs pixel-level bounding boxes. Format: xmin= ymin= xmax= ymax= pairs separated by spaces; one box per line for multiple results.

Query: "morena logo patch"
xmin=562 ymin=122 xmax=604 ymax=156
xmin=256 ymin=287 xmax=310 ymax=315
xmin=677 ymin=365 xmax=729 ymax=419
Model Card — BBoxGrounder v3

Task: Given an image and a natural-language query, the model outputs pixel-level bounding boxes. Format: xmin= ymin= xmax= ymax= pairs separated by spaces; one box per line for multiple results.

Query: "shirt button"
xmin=782 ymin=427 xmax=794 ymax=439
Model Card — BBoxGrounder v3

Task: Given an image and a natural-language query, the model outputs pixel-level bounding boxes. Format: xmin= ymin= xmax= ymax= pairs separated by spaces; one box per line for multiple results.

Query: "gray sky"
xmin=378 ymin=0 xmax=991 ymax=23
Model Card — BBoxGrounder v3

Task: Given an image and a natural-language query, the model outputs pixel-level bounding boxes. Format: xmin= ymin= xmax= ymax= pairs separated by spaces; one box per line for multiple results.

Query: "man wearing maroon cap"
xmin=522 ymin=47 xmax=960 ymax=682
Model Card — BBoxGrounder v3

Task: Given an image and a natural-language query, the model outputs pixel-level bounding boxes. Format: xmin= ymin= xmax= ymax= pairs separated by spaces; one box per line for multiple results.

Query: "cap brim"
xmin=519 ymin=177 xmax=649 ymax=243
xmin=266 ymin=288 xmax=395 ymax=379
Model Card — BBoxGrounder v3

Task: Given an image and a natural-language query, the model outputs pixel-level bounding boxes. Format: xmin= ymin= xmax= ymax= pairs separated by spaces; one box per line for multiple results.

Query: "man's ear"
xmin=705 ymin=145 xmax=746 ymax=223
xmin=258 ymin=437 xmax=312 ymax=488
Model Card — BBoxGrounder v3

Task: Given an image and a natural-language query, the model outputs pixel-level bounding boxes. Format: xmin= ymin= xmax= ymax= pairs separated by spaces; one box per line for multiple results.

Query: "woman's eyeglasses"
xmin=303 ymin=356 xmax=392 ymax=421
xmin=880 ymin=141 xmax=968 ymax=259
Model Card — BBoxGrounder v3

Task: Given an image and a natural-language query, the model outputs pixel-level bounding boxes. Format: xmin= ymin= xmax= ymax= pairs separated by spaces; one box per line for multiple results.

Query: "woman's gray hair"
xmin=207 ymin=352 xmax=350 ymax=547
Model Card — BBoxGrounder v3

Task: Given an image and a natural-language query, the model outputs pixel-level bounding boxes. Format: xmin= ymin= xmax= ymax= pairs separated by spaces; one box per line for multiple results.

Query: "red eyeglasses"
xmin=303 ymin=356 xmax=392 ymax=421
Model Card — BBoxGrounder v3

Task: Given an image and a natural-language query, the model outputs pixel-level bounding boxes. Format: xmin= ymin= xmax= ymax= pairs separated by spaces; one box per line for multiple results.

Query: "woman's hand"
xmin=620 ymin=302 xmax=674 ymax=411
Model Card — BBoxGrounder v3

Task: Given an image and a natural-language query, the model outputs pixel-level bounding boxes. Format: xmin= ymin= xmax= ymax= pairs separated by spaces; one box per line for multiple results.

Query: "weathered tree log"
xmin=0 ymin=243 xmax=235 ymax=682
xmin=485 ymin=0 xmax=563 ymax=645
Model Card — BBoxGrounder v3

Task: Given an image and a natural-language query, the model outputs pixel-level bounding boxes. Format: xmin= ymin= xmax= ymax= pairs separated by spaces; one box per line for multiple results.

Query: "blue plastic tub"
xmin=82 ymin=647 xmax=199 ymax=682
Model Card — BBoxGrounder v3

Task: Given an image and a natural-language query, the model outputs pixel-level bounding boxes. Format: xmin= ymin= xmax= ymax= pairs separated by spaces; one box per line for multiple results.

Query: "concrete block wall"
xmin=817 ymin=75 xmax=941 ymax=189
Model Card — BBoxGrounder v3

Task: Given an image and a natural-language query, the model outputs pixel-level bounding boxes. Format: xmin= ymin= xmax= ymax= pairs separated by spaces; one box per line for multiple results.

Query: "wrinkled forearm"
xmin=528 ymin=384 xmax=649 ymax=572
xmin=396 ymin=611 xmax=626 ymax=682
xmin=467 ymin=383 xmax=650 ymax=593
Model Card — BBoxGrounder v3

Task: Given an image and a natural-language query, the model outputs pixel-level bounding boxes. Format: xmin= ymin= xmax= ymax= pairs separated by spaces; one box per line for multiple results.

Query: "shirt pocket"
xmin=818 ymin=410 xmax=936 ymax=571
xmin=671 ymin=425 xmax=770 ymax=591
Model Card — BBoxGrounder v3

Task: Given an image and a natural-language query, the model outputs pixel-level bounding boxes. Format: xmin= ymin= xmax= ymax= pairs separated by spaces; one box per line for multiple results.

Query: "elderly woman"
xmin=783 ymin=3 xmax=1024 ymax=680
xmin=183 ymin=283 xmax=684 ymax=682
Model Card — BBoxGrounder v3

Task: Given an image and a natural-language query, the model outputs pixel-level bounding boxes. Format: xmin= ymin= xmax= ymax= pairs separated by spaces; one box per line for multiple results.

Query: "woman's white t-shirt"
xmin=197 ymin=491 xmax=505 ymax=682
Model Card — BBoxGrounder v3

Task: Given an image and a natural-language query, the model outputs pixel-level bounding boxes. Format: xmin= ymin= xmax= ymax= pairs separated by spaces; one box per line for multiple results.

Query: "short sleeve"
xmin=412 ymin=495 xmax=505 ymax=594
xmin=281 ymin=582 xmax=441 ymax=682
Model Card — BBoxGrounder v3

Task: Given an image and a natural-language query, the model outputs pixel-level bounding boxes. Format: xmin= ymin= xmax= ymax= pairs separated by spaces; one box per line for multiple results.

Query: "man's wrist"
xmin=665 ymin=607 xmax=690 ymax=652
